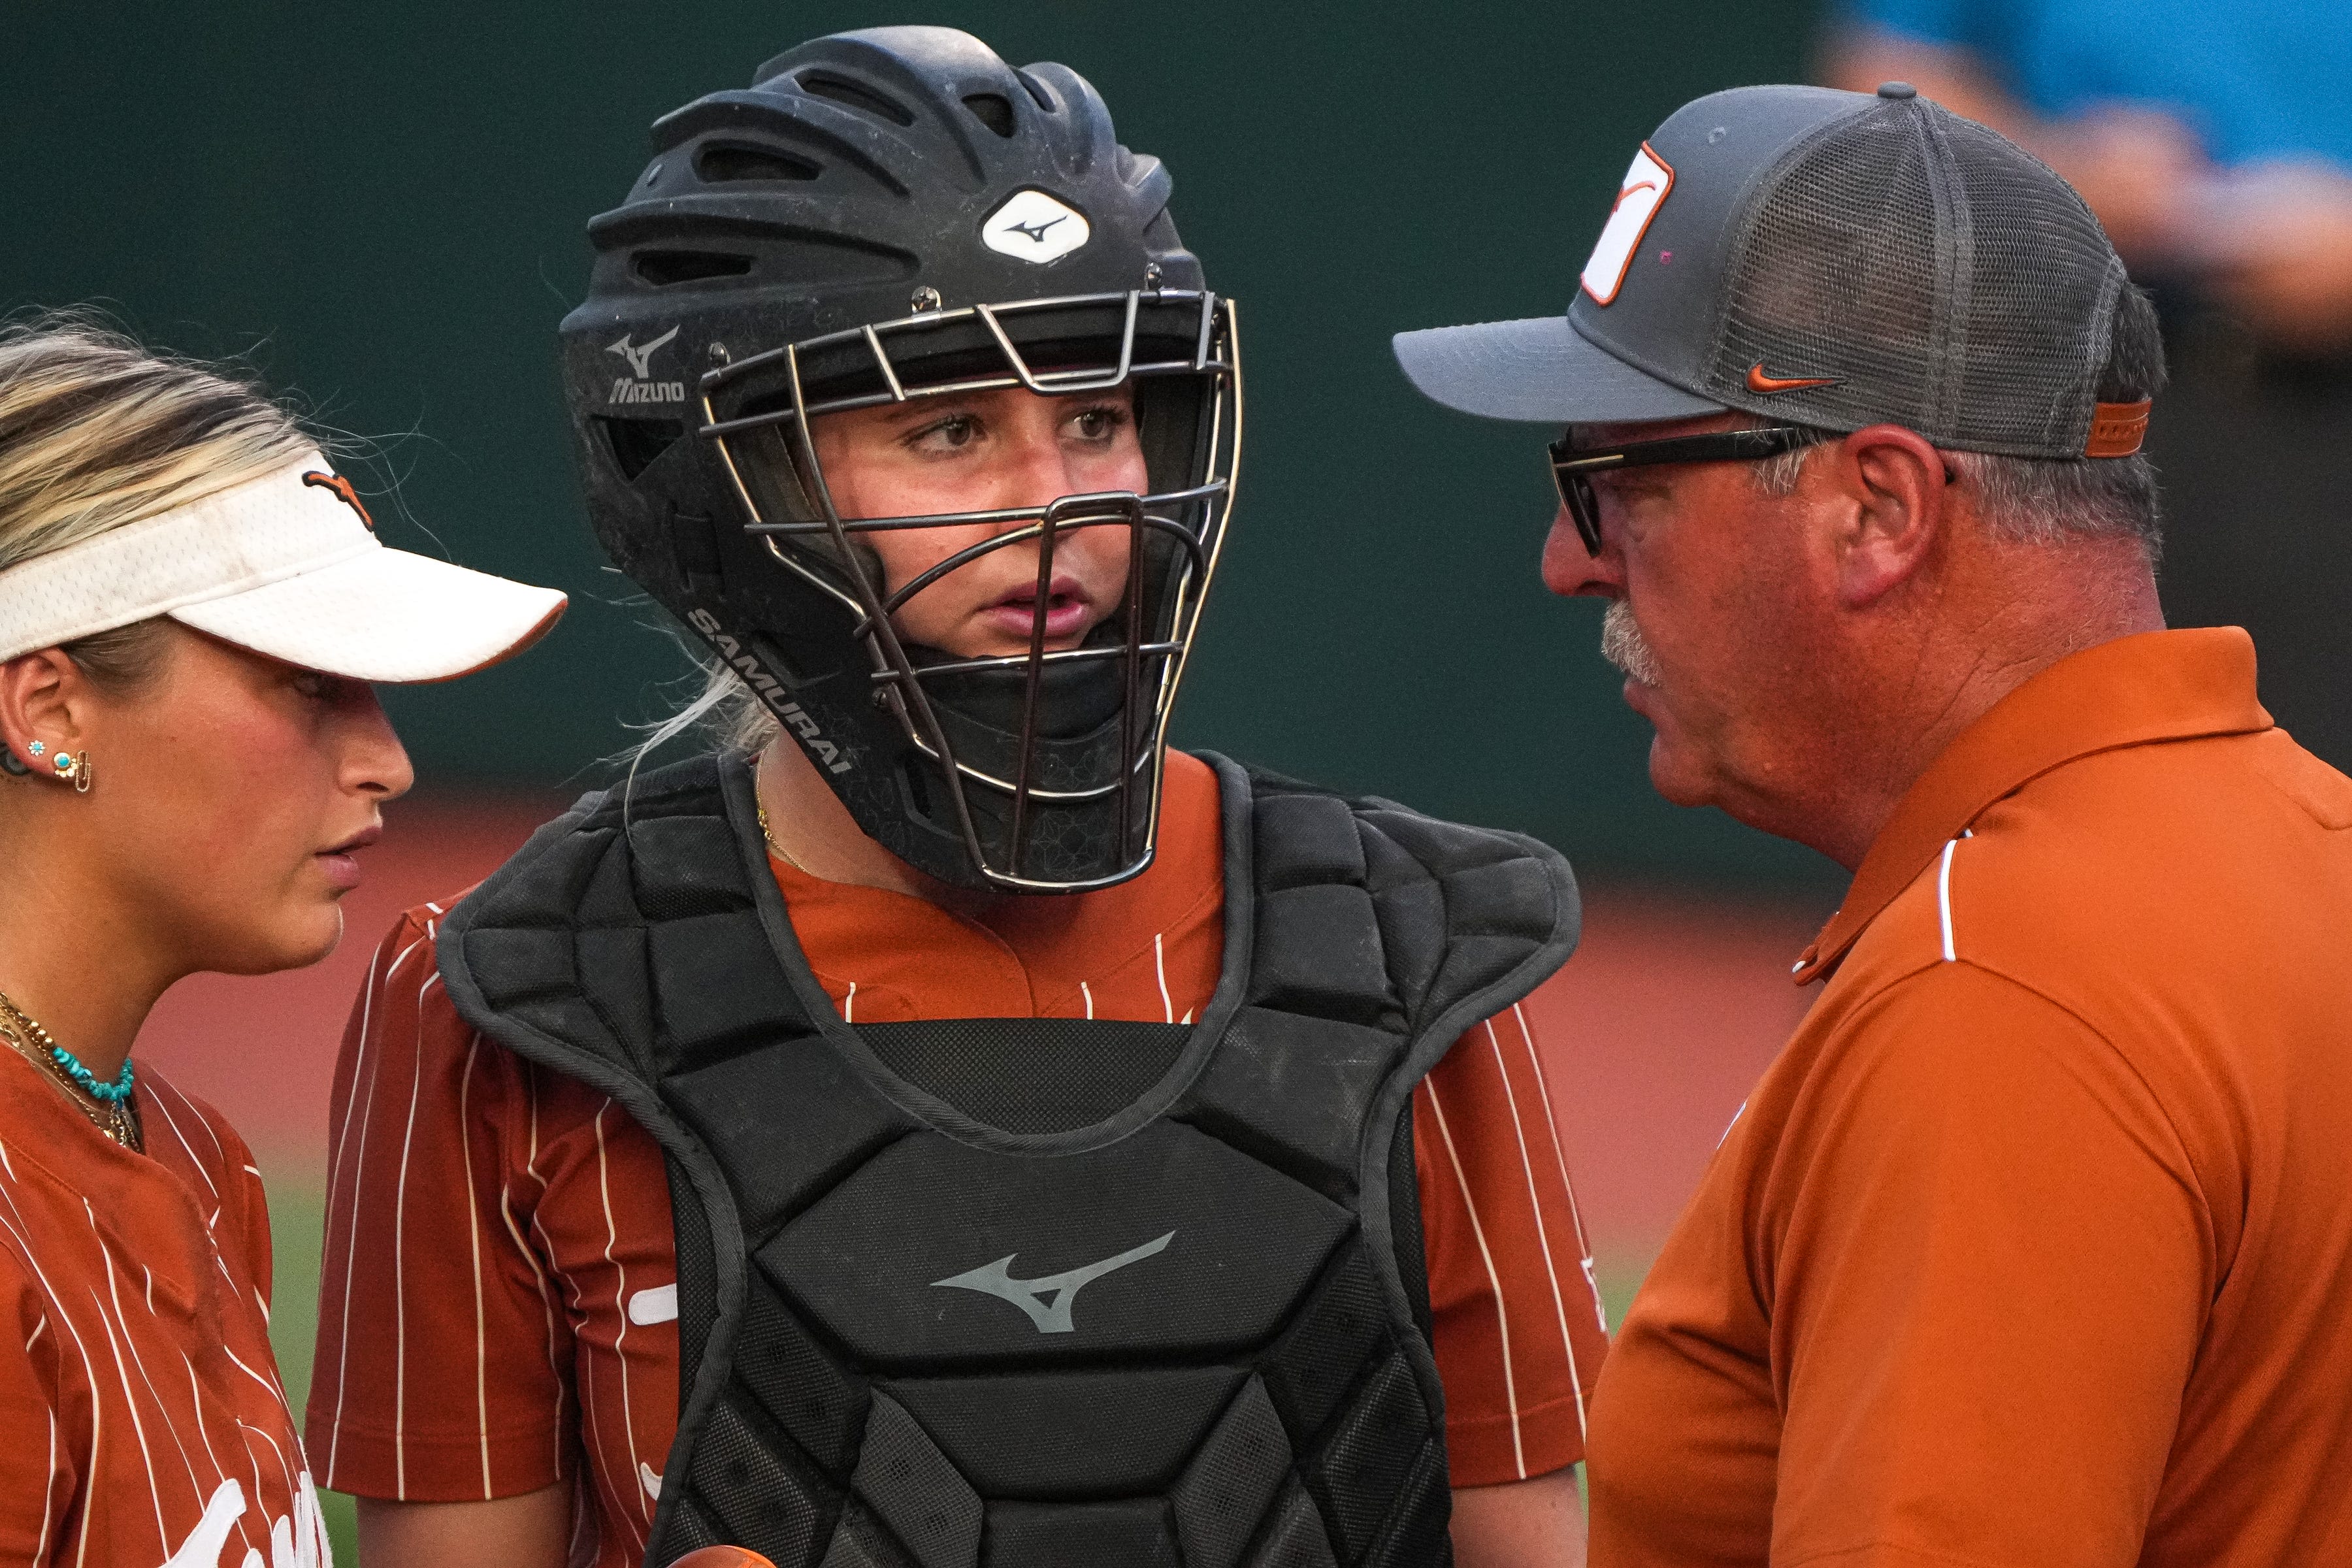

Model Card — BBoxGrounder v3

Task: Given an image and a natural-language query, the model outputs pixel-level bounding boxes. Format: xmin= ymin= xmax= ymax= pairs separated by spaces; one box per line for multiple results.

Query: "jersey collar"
xmin=1791 ymin=627 xmax=2272 ymax=985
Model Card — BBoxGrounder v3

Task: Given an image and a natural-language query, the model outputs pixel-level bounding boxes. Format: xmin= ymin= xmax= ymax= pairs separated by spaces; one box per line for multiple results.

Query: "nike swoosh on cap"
xmin=1746 ymin=363 xmax=1842 ymax=394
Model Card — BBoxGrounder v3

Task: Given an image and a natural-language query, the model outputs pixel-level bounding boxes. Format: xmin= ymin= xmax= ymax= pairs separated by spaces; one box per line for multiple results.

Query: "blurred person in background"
xmin=0 ymin=317 xmax=563 ymax=1566
xmin=1397 ymin=81 xmax=2352 ymax=1566
xmin=310 ymin=27 xmax=1605 ymax=1568
xmin=1823 ymin=2 xmax=2352 ymax=767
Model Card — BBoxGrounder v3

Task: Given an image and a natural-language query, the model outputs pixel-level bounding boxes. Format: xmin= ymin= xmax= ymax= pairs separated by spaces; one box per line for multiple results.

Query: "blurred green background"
xmin=8 ymin=3 xmax=1827 ymax=1558
xmin=3 ymin=0 xmax=1836 ymax=890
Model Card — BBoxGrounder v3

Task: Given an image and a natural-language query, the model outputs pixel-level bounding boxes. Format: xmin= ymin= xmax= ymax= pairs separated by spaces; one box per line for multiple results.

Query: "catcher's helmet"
xmin=560 ymin=26 xmax=1241 ymax=892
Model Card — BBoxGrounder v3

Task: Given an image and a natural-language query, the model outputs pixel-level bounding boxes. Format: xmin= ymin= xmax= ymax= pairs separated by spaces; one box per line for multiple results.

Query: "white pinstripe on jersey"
xmin=1512 ymin=1000 xmax=1604 ymax=1337
xmin=139 ymin=1088 xmax=220 ymax=1212
xmin=101 ymin=1239 xmax=216 ymax=1533
xmin=86 ymin=1220 xmax=173 ymax=1547
xmin=593 ymin=1103 xmax=653 ymax=1550
xmin=1483 ymin=1017 xmax=1589 ymax=1444
xmin=495 ymin=1175 xmax=568 ymax=1482
xmin=323 ymin=933 xmax=427 ymax=1490
xmin=36 ymin=1405 xmax=56 ymax=1562
xmin=0 ymin=1175 xmax=108 ymax=1568
xmin=389 ymin=962 xmax=444 ymax=1500
xmin=515 ymin=1065 xmax=572 ymax=1478
xmin=1422 ymin=1077 xmax=1526 ymax=1479
xmin=457 ymin=1033 xmax=493 ymax=1499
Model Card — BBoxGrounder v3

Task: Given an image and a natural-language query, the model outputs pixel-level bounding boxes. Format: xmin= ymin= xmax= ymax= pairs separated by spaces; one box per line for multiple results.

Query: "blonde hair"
xmin=636 ymin=654 xmax=781 ymax=763
xmin=0 ymin=312 xmax=316 ymax=687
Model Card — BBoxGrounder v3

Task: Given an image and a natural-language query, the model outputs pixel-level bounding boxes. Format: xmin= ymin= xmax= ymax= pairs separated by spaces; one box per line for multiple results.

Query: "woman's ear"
xmin=0 ymin=648 xmax=87 ymax=776
xmin=1818 ymin=424 xmax=1953 ymax=610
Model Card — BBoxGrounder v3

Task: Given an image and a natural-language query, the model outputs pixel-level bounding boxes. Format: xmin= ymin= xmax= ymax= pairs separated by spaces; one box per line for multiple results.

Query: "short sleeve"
xmin=306 ymin=907 xmax=576 ymax=1502
xmin=1416 ymin=1007 xmax=1610 ymax=1486
xmin=1769 ymin=963 xmax=2209 ymax=1567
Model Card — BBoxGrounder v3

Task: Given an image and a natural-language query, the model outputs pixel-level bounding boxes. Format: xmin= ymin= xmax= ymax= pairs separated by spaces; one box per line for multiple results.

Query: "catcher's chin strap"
xmin=669 ymin=1550 xmax=776 ymax=1568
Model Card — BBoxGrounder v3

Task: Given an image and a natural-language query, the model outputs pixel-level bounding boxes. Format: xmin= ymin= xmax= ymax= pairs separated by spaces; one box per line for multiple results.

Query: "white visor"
xmin=0 ymin=454 xmax=566 ymax=682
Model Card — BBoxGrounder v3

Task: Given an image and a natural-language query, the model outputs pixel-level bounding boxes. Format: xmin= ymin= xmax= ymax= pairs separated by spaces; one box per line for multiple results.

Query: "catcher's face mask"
xmin=698 ymin=287 xmax=1242 ymax=892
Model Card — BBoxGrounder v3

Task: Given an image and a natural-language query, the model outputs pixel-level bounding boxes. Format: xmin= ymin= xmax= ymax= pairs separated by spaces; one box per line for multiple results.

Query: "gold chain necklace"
xmin=0 ymin=989 xmax=140 ymax=1151
xmin=751 ymin=753 xmax=812 ymax=874
xmin=754 ymin=800 xmax=810 ymax=873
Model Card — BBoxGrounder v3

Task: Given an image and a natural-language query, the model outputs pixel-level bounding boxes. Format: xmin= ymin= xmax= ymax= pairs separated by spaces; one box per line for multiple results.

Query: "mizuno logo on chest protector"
xmin=930 ymin=1230 xmax=1175 ymax=1333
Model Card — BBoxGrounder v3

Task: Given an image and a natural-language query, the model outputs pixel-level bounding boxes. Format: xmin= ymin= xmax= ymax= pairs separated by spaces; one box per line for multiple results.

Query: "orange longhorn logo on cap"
xmin=302 ymin=470 xmax=376 ymax=532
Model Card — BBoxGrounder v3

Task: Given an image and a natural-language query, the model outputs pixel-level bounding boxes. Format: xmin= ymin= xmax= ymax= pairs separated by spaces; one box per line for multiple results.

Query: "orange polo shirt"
xmin=1588 ymin=629 xmax=2352 ymax=1567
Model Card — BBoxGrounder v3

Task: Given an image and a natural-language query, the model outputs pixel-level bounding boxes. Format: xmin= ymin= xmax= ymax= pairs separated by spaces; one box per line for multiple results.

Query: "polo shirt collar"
xmin=1791 ymin=627 xmax=2270 ymax=985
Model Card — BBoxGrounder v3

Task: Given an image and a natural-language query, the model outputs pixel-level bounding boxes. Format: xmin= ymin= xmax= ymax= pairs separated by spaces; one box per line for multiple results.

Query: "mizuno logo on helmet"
xmin=982 ymin=190 xmax=1092 ymax=265
xmin=1007 ymin=215 xmax=1068 ymax=244
xmin=607 ymin=326 xmax=685 ymax=404
xmin=932 ymin=1230 xmax=1175 ymax=1333
xmin=608 ymin=325 xmax=679 ymax=379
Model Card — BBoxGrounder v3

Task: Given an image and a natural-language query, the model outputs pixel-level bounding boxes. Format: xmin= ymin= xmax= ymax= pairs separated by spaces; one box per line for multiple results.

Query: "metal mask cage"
xmin=695 ymin=287 xmax=1242 ymax=892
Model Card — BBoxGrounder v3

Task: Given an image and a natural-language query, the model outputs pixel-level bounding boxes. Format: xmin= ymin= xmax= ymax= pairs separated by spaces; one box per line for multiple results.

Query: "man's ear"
xmin=0 ymin=649 xmax=87 ymax=775
xmin=1816 ymin=424 xmax=1952 ymax=609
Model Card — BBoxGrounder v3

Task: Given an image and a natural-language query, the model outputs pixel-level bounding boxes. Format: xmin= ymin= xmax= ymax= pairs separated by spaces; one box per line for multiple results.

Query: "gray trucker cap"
xmin=1394 ymin=82 xmax=2151 ymax=460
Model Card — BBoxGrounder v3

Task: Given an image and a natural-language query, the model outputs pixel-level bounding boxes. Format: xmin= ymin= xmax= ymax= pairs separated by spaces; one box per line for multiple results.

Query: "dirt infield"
xmin=137 ymin=794 xmax=1828 ymax=1262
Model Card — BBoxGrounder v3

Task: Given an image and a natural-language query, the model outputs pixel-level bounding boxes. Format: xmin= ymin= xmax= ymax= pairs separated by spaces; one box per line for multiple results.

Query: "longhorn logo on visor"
xmin=932 ymin=1230 xmax=1174 ymax=1333
xmin=983 ymin=189 xmax=1092 ymax=264
xmin=1581 ymin=142 xmax=1676 ymax=306
xmin=301 ymin=471 xmax=375 ymax=532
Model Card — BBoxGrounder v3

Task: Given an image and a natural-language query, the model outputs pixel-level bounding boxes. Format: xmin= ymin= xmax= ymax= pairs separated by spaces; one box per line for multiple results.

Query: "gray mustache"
xmin=1601 ymin=600 xmax=1663 ymax=686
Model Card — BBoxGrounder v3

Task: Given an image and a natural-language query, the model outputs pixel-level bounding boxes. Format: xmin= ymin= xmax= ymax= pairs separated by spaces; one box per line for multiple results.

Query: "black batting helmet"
xmin=559 ymin=26 xmax=1241 ymax=892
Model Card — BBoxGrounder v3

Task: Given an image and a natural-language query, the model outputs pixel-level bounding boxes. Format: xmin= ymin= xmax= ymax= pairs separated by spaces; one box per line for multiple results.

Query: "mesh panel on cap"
xmin=1941 ymin=112 xmax=2123 ymax=454
xmin=1710 ymin=101 xmax=1948 ymax=436
xmin=1707 ymin=97 xmax=2123 ymax=457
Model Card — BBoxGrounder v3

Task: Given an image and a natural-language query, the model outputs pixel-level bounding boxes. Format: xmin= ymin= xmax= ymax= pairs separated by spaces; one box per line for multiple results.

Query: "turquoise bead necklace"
xmin=0 ymin=987 xmax=140 ymax=1149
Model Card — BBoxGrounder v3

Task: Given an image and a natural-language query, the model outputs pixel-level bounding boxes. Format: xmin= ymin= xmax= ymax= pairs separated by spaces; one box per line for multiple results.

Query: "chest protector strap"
xmin=440 ymin=753 xmax=1578 ymax=1568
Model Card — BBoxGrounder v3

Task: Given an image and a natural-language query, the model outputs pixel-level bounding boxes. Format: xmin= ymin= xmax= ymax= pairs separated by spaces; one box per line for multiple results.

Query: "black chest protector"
xmin=439 ymin=753 xmax=1578 ymax=1568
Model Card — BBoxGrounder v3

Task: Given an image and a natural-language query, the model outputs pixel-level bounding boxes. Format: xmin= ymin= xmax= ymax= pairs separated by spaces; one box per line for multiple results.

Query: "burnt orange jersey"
xmin=1589 ymin=630 xmax=2352 ymax=1566
xmin=0 ymin=1051 xmax=331 ymax=1567
xmin=307 ymin=752 xmax=1609 ymax=1563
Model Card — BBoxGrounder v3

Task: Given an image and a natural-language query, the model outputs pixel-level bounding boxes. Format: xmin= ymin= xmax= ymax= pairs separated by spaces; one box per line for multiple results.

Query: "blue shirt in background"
xmin=1847 ymin=0 xmax=2352 ymax=168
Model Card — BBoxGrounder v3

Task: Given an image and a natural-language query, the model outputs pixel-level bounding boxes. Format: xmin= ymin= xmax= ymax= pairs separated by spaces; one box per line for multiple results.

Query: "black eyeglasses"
xmin=1547 ymin=425 xmax=1820 ymax=555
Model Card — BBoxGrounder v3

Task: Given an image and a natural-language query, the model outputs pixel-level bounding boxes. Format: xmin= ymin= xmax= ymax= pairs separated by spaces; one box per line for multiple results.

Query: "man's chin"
xmin=1644 ymin=731 xmax=1717 ymax=809
xmin=1624 ymin=678 xmax=1722 ymax=806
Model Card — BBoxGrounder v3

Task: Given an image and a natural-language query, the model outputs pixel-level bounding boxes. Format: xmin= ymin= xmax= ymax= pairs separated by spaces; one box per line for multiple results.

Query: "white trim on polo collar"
xmin=0 ymin=453 xmax=566 ymax=683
